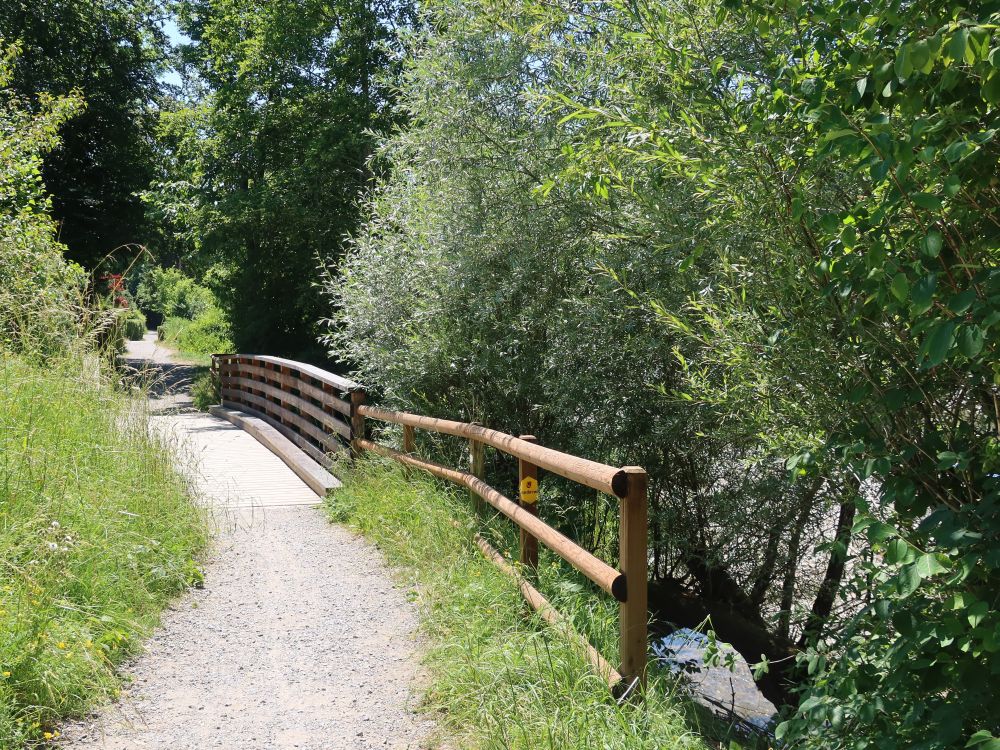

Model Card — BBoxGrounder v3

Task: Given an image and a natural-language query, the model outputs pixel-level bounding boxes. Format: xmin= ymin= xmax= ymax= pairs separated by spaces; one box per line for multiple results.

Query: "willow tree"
xmin=332 ymin=0 xmax=1000 ymax=744
xmin=540 ymin=0 xmax=1000 ymax=746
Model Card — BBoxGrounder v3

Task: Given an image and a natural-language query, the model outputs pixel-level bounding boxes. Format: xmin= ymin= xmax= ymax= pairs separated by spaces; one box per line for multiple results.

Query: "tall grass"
xmin=0 ymin=355 xmax=206 ymax=748
xmin=326 ymin=458 xmax=704 ymax=750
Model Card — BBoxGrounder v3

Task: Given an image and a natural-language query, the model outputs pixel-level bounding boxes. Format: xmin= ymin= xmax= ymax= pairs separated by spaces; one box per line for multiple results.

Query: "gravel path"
xmin=60 ymin=336 xmax=431 ymax=750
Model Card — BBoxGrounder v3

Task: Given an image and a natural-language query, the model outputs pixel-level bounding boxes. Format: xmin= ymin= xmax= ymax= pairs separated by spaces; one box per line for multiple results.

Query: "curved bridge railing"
xmin=211 ymin=352 xmax=648 ymax=692
xmin=212 ymin=354 xmax=362 ymax=468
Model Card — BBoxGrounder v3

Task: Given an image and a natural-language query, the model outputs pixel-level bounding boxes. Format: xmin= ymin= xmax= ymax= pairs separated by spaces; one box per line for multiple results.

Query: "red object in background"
xmin=100 ymin=273 xmax=129 ymax=307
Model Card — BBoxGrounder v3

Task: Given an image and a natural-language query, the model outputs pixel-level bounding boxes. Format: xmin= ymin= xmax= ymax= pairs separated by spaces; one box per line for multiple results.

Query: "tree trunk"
xmin=777 ymin=478 xmax=822 ymax=641
xmin=797 ymin=495 xmax=856 ymax=647
xmin=749 ymin=520 xmax=783 ymax=608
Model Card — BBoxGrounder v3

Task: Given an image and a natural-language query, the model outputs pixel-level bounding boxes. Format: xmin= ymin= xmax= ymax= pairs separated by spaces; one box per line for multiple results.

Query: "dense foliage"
xmin=157 ymin=306 xmax=232 ymax=358
xmin=0 ymin=0 xmax=163 ymax=268
xmin=329 ymin=0 xmax=999 ymax=747
xmin=133 ymin=265 xmax=232 ymax=357
xmin=0 ymin=46 xmax=84 ymax=357
xmin=145 ymin=0 xmax=414 ymax=360
xmin=136 ymin=266 xmax=215 ymax=320
xmin=731 ymin=2 xmax=1000 ymax=747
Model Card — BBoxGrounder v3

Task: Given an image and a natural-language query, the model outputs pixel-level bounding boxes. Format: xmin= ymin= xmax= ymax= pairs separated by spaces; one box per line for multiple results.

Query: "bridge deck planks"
xmin=150 ymin=411 xmax=325 ymax=508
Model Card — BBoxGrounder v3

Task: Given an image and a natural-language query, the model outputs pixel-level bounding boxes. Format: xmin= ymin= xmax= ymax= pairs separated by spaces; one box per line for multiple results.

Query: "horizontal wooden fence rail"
xmin=210 ymin=354 xmax=649 ymax=691
xmin=355 ymin=404 xmax=649 ymax=691
xmin=356 ymin=438 xmax=626 ymax=600
xmin=358 ymin=405 xmax=629 ymax=497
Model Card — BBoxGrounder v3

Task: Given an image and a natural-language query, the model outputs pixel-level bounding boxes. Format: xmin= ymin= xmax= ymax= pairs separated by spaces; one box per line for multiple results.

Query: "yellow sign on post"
xmin=519 ymin=476 xmax=539 ymax=504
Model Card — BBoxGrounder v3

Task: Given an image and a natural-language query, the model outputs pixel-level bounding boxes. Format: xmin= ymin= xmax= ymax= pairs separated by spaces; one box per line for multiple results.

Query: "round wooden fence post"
xmin=468 ymin=437 xmax=485 ymax=513
xmin=518 ymin=435 xmax=539 ymax=570
xmin=402 ymin=424 xmax=415 ymax=453
xmin=618 ymin=466 xmax=648 ymax=690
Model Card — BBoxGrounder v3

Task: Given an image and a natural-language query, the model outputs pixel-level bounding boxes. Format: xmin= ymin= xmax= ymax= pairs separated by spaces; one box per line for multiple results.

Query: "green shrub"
xmin=135 ymin=267 xmax=214 ymax=320
xmin=190 ymin=370 xmax=218 ymax=411
xmin=122 ymin=308 xmax=146 ymax=341
xmin=158 ymin=307 xmax=232 ymax=358
xmin=0 ymin=355 xmax=206 ymax=747
xmin=176 ymin=307 xmax=231 ymax=354
xmin=0 ymin=45 xmax=84 ymax=358
xmin=156 ymin=316 xmax=182 ymax=342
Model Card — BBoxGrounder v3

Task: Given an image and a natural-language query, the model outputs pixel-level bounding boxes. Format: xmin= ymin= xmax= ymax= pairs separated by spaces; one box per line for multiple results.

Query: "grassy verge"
xmin=326 ymin=457 xmax=704 ymax=750
xmin=0 ymin=355 xmax=207 ymax=748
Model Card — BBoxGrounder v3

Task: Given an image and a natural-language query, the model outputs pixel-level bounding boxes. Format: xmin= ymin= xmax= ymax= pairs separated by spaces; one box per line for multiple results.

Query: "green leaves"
xmin=913 ymin=192 xmax=944 ymax=211
xmin=738 ymin=3 xmax=1000 ymax=748
xmin=966 ymin=731 xmax=1000 ymax=750
xmin=911 ymin=273 xmax=937 ymax=315
xmin=865 ymin=520 xmax=898 ymax=543
xmin=915 ymin=552 xmax=948 ymax=578
xmin=890 ymin=272 xmax=910 ymax=302
xmin=984 ymin=71 xmax=1000 ymax=104
xmin=886 ymin=538 xmax=916 ymax=564
xmin=896 ymin=563 xmax=922 ymax=596
xmin=958 ymin=325 xmax=985 ymax=357
xmin=922 ymin=320 xmax=957 ymax=368
xmin=923 ymin=228 xmax=944 ymax=258
xmin=948 ymin=28 xmax=972 ymax=65
xmin=967 ymin=600 xmax=989 ymax=628
xmin=896 ymin=45 xmax=914 ymax=80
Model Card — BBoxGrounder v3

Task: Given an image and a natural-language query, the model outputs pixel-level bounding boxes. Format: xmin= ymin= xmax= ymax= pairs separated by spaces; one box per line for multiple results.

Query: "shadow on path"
xmin=118 ymin=355 xmax=203 ymax=414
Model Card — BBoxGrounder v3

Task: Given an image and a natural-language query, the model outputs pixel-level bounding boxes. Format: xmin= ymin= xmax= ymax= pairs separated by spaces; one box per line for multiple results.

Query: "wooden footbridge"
xmin=210 ymin=353 xmax=650 ymax=693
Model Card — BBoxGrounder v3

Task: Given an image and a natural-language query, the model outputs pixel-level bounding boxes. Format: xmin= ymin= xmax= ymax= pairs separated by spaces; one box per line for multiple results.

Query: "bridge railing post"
xmin=210 ymin=355 xmax=219 ymax=402
xmin=619 ymin=466 xmax=648 ymax=691
xmin=468 ymin=435 xmax=484 ymax=513
xmin=350 ymin=388 xmax=366 ymax=457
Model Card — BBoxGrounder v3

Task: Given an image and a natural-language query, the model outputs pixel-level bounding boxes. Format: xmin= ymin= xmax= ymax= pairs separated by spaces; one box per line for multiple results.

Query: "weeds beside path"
xmin=0 ymin=354 xmax=206 ymax=748
xmin=328 ymin=459 xmax=706 ymax=750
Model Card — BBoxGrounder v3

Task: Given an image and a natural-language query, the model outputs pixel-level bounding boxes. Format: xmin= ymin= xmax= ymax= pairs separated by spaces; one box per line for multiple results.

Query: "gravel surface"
xmin=59 ymin=336 xmax=432 ymax=750
xmin=118 ymin=331 xmax=199 ymax=414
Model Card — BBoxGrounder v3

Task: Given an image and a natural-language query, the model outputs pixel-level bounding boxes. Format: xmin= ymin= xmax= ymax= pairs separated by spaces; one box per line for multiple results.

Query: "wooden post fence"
xmin=350 ymin=389 xmax=366 ymax=456
xmin=212 ymin=354 xmax=649 ymax=692
xmin=469 ymin=434 xmax=485 ymax=513
xmin=619 ymin=467 xmax=648 ymax=688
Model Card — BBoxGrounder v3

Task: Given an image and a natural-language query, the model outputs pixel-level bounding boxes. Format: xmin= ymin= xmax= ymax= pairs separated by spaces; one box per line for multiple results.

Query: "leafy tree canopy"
xmin=146 ymin=0 xmax=414 ymax=360
xmin=0 ymin=0 xmax=164 ymax=268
